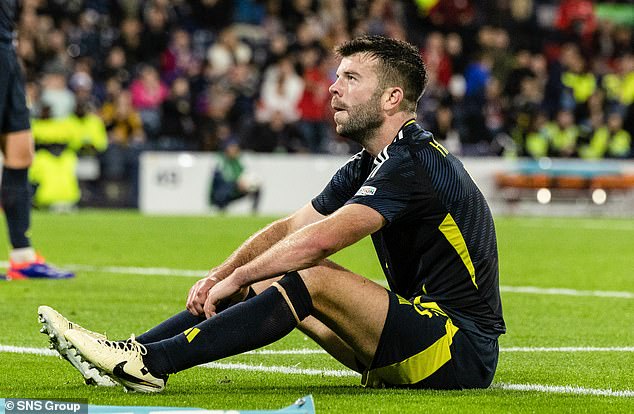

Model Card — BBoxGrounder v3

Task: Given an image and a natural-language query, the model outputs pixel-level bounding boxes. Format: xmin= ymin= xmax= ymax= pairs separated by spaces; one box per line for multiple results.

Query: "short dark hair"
xmin=335 ymin=35 xmax=427 ymax=112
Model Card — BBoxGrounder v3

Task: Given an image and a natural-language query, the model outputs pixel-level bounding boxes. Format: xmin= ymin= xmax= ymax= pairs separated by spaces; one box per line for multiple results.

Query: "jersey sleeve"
xmin=311 ymin=152 xmax=367 ymax=215
xmin=345 ymin=147 xmax=415 ymax=223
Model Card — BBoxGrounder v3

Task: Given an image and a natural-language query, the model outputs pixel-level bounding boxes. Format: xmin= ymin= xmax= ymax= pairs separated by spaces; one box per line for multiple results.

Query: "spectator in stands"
xmin=297 ymin=46 xmax=331 ymax=153
xmin=67 ymin=101 xmax=108 ymax=156
xmin=602 ymin=52 xmax=634 ymax=116
xmin=158 ymin=77 xmax=196 ymax=151
xmin=462 ymin=52 xmax=493 ymax=154
xmin=543 ymin=109 xmax=580 ymax=158
xmin=130 ymin=65 xmax=168 ymax=140
xmin=561 ymin=50 xmax=597 ymax=123
xmin=73 ymin=9 xmax=102 ymax=63
xmin=508 ymin=73 xmax=543 ymax=155
xmin=99 ymin=46 xmax=132 ymax=88
xmin=139 ymin=4 xmax=171 ymax=67
xmin=555 ymin=0 xmax=597 ymax=52
xmin=421 ymin=32 xmax=452 ymax=90
xmin=40 ymin=29 xmax=73 ymax=77
xmin=504 ymin=50 xmax=534 ymax=100
xmin=482 ymin=77 xmax=507 ymax=151
xmin=69 ymin=62 xmax=96 ymax=108
xmin=430 ymin=100 xmax=461 ymax=155
xmin=9 ymin=0 xmax=634 ymax=171
xmin=477 ymin=26 xmax=514 ymax=87
xmin=67 ymin=100 xmax=109 ymax=206
xmin=257 ymin=54 xmax=304 ymax=124
xmin=244 ymin=110 xmax=306 ymax=153
xmin=161 ymin=29 xmax=198 ymax=84
xmin=40 ymin=67 xmax=76 ymax=119
xmin=29 ymin=106 xmax=80 ymax=210
xmin=523 ymin=111 xmax=550 ymax=159
xmin=115 ymin=18 xmax=143 ymax=69
xmin=225 ymin=62 xmax=260 ymax=133
xmin=207 ymin=27 xmax=252 ymax=78
xmin=601 ymin=112 xmax=631 ymax=159
xmin=100 ymin=90 xmax=145 ymax=207
xmin=197 ymin=81 xmax=239 ymax=151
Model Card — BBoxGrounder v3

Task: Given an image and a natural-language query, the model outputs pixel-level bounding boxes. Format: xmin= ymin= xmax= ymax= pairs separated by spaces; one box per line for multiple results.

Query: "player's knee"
xmin=295 ymin=266 xmax=330 ymax=299
xmin=2 ymin=131 xmax=35 ymax=168
xmin=276 ymin=271 xmax=313 ymax=321
xmin=5 ymin=155 xmax=33 ymax=169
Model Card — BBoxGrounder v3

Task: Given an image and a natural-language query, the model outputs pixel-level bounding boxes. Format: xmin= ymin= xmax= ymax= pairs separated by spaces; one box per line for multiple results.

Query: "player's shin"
xmin=142 ymin=272 xmax=312 ymax=375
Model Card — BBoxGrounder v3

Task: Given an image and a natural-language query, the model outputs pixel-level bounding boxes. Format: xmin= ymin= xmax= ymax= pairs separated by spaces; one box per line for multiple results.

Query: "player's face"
xmin=329 ymin=54 xmax=384 ymax=143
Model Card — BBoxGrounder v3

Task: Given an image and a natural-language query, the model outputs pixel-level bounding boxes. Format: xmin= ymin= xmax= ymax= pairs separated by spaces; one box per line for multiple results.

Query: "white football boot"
xmin=64 ymin=329 xmax=168 ymax=393
xmin=38 ymin=305 xmax=117 ymax=386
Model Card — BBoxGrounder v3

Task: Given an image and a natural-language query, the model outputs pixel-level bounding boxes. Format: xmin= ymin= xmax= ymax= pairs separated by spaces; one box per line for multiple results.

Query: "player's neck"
xmin=364 ymin=113 xmax=415 ymax=156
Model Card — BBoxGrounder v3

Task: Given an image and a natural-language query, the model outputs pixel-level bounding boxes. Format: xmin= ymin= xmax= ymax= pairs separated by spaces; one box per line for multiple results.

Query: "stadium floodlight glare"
xmin=536 ymin=188 xmax=551 ymax=204
xmin=177 ymin=153 xmax=195 ymax=168
xmin=592 ymin=188 xmax=608 ymax=205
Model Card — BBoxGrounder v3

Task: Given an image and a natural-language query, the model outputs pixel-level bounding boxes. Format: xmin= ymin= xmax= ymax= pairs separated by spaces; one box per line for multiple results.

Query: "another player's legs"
xmin=0 ymin=43 xmax=74 ymax=280
xmin=37 ymin=306 xmax=117 ymax=386
xmin=63 ymin=263 xmax=390 ymax=392
xmin=1 ymin=132 xmax=74 ymax=279
xmin=1 ymin=132 xmax=75 ymax=280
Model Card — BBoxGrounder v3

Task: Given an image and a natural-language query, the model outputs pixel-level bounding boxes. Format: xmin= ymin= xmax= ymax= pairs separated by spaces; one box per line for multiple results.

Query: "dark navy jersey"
xmin=0 ymin=0 xmax=17 ymax=43
xmin=312 ymin=120 xmax=505 ymax=339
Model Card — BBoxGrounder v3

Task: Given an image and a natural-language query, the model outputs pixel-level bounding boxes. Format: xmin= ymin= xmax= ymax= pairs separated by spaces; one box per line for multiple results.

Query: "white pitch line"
xmin=244 ymin=347 xmax=634 ymax=354
xmin=4 ymin=344 xmax=634 ymax=357
xmin=515 ymin=220 xmax=634 ymax=232
xmin=200 ymin=361 xmax=357 ymax=378
xmin=2 ymin=261 xmax=631 ymax=300
xmin=0 ymin=261 xmax=206 ymax=278
xmin=0 ymin=344 xmax=57 ymax=357
xmin=199 ymin=364 xmax=634 ymax=397
xmin=501 ymin=346 xmax=634 ymax=352
xmin=499 ymin=285 xmax=633 ymax=299
xmin=2 ymin=345 xmax=632 ymax=397
xmin=493 ymin=383 xmax=634 ymax=398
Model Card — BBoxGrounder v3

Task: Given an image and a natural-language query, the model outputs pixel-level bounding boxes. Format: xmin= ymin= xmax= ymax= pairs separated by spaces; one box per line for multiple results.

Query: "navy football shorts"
xmin=362 ymin=291 xmax=499 ymax=389
xmin=0 ymin=43 xmax=31 ymax=134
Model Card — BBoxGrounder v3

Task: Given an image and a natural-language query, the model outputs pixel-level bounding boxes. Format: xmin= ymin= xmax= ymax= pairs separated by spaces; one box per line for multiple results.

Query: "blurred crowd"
xmin=13 ymin=0 xmax=634 ymax=206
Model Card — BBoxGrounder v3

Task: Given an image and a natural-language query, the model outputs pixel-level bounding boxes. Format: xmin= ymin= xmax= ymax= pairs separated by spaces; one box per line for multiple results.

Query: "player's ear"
xmin=382 ymin=87 xmax=404 ymax=112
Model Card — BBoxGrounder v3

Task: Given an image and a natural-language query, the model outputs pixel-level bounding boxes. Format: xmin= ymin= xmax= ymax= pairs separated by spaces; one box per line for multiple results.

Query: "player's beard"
xmin=335 ymin=88 xmax=384 ymax=147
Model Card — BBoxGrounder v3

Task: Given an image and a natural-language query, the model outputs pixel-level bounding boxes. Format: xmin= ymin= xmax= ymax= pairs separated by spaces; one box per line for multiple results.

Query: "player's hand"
xmin=203 ymin=276 xmax=245 ymax=319
xmin=186 ymin=274 xmax=220 ymax=316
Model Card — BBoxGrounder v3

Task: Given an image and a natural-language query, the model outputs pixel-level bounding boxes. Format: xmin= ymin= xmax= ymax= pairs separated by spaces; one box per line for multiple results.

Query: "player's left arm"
xmin=204 ymin=203 xmax=385 ymax=317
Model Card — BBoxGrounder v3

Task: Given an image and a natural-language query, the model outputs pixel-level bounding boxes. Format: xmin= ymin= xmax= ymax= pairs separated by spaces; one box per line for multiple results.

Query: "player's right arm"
xmin=186 ymin=203 xmax=324 ymax=315
xmin=187 ymin=150 xmax=365 ymax=315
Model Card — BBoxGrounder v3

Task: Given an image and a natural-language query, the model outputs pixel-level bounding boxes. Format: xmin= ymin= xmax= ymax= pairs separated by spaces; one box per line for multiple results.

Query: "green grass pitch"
xmin=0 ymin=210 xmax=632 ymax=413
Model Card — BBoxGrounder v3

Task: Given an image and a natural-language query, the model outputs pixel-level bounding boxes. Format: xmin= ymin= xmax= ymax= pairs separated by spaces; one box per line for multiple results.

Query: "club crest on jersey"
xmin=355 ymin=186 xmax=377 ymax=196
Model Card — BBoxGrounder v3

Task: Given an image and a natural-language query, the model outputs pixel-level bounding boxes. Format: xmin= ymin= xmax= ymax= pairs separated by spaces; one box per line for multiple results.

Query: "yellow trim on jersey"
xmin=438 ymin=213 xmax=478 ymax=289
xmin=183 ymin=327 xmax=201 ymax=343
xmin=429 ymin=138 xmax=449 ymax=157
xmin=404 ymin=119 xmax=416 ymax=127
xmin=364 ymin=317 xmax=459 ymax=385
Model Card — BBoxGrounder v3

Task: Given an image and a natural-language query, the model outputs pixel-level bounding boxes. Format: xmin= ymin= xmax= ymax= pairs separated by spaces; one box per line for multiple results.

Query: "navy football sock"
xmin=136 ymin=311 xmax=205 ymax=344
xmin=136 ymin=287 xmax=258 ymax=344
xmin=143 ymin=272 xmax=312 ymax=375
xmin=1 ymin=167 xmax=32 ymax=249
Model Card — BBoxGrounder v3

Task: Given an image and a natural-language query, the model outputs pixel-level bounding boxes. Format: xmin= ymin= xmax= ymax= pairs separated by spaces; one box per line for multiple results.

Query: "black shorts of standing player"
xmin=362 ymin=292 xmax=499 ymax=389
xmin=0 ymin=44 xmax=31 ymax=134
